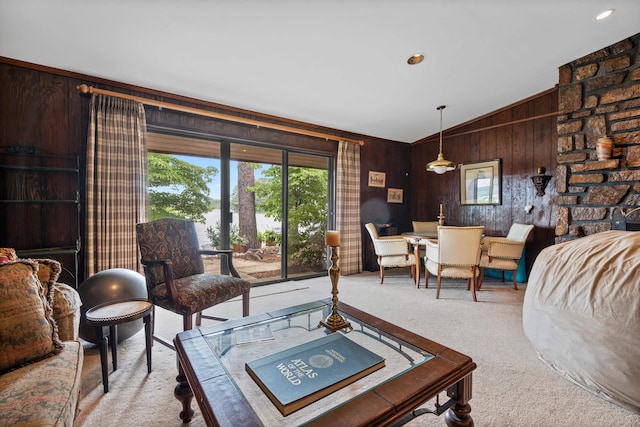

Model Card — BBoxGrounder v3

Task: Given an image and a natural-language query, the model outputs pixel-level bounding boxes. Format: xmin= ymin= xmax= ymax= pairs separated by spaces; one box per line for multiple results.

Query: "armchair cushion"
xmin=0 ymin=260 xmax=63 ymax=373
xmin=378 ymin=255 xmax=415 ymax=268
xmin=150 ymin=273 xmax=250 ymax=316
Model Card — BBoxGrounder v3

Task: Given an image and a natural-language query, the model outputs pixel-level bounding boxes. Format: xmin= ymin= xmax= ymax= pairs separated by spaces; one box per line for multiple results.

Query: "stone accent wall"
xmin=555 ymin=33 xmax=640 ymax=242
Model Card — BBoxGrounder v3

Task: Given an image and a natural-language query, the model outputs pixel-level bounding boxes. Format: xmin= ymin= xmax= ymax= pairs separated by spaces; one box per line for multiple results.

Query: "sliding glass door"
xmin=285 ymin=153 xmax=330 ymax=279
xmin=147 ymin=130 xmax=331 ymax=284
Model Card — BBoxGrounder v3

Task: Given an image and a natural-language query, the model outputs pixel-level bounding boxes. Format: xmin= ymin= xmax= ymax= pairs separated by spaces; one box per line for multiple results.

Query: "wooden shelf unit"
xmin=1 ymin=148 xmax=81 ymax=287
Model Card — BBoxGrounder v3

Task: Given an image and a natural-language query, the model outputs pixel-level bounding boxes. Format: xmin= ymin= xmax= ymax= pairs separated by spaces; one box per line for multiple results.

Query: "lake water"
xmin=195 ymin=209 xmax=280 ymax=249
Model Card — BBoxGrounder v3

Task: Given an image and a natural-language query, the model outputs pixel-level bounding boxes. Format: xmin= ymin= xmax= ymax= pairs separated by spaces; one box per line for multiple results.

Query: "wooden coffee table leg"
xmin=174 ymin=359 xmax=194 ymax=423
xmin=444 ymin=374 xmax=474 ymax=427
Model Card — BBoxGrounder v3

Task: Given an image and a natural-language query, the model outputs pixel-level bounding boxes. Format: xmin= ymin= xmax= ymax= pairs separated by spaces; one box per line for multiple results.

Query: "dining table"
xmin=402 ymin=231 xmax=438 ymax=287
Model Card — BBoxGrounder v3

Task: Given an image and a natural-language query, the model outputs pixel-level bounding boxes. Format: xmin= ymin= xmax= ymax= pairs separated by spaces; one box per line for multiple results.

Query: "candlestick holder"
xmin=438 ymin=203 xmax=445 ymax=226
xmin=318 ymin=245 xmax=352 ymax=332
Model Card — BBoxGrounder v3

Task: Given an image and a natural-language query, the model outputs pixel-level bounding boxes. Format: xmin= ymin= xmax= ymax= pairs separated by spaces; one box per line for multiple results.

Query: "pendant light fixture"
xmin=427 ymin=105 xmax=456 ymax=174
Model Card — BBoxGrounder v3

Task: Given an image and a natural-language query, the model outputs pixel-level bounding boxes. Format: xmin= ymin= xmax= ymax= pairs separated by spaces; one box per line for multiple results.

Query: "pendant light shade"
xmin=427 ymin=105 xmax=455 ymax=174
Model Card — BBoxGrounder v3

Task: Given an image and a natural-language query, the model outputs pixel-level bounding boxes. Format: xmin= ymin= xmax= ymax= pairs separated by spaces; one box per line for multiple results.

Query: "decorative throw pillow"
xmin=0 ymin=247 xmax=17 ymax=263
xmin=0 ymin=260 xmax=63 ymax=373
xmin=33 ymin=258 xmax=62 ymax=307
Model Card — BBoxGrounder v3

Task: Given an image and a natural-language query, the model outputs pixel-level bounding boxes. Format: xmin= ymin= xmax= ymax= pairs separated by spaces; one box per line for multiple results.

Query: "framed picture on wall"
xmin=368 ymin=171 xmax=386 ymax=187
xmin=460 ymin=159 xmax=502 ymax=205
xmin=387 ymin=188 xmax=403 ymax=203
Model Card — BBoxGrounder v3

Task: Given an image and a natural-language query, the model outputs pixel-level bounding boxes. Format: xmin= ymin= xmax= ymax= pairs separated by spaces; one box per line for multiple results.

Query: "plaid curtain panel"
xmin=85 ymin=94 xmax=148 ymax=275
xmin=336 ymin=141 xmax=362 ymax=275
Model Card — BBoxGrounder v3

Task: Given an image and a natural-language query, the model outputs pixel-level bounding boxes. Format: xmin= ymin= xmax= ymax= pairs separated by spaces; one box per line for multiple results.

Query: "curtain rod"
xmin=77 ymin=84 xmax=364 ymax=146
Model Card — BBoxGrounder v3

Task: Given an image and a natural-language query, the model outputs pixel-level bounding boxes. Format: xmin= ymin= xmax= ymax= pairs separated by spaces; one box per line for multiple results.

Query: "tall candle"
xmin=326 ymin=230 xmax=340 ymax=246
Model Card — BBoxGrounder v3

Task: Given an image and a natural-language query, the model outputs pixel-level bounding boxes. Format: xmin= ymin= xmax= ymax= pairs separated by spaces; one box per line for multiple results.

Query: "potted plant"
xmin=206 ymin=222 xmax=221 ymax=249
xmin=207 ymin=221 xmax=248 ymax=252
xmin=263 ymin=229 xmax=280 ymax=246
xmin=230 ymin=224 xmax=248 ymax=253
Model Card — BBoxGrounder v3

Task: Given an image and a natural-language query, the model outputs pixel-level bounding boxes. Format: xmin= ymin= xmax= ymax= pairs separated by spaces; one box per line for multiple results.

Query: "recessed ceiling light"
xmin=595 ymin=9 xmax=614 ymax=20
xmin=407 ymin=54 xmax=425 ymax=65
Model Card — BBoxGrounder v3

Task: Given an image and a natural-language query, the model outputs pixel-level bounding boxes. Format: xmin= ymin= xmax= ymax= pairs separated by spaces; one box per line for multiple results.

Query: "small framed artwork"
xmin=387 ymin=188 xmax=403 ymax=203
xmin=368 ymin=171 xmax=386 ymax=187
xmin=460 ymin=159 xmax=502 ymax=205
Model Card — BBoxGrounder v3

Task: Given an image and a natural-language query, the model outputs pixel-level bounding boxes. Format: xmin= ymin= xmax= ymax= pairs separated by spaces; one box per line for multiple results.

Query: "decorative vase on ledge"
xmin=596 ymin=136 xmax=613 ymax=160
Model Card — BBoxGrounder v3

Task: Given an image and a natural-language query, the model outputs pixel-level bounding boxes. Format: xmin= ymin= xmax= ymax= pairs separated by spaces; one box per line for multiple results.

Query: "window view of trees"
xmin=147 ymin=145 xmax=329 ymax=283
xmin=237 ymin=162 xmax=259 ymax=249
xmin=252 ymin=165 xmax=328 ymax=273
xmin=147 ymin=153 xmax=217 ymax=222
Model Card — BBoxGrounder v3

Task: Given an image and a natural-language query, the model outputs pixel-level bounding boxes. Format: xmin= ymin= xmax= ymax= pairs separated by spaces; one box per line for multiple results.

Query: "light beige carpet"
xmin=75 ymin=271 xmax=640 ymax=426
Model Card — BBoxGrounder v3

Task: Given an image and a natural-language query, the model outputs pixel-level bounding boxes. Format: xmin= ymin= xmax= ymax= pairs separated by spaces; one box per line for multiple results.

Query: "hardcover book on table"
xmin=245 ymin=332 xmax=385 ymax=416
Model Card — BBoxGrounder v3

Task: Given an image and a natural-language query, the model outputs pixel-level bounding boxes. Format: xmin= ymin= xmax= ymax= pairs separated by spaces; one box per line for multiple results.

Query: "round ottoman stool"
xmin=79 ymin=268 xmax=148 ymax=343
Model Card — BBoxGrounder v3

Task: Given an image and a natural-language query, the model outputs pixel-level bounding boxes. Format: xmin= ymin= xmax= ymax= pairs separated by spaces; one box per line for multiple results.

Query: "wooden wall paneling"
xmin=479 ymin=119 xmax=496 ymax=232
xmin=414 ymin=126 xmax=467 ymax=226
xmin=426 ymin=141 xmax=444 ymax=222
xmin=510 ymin=103 xmax=530 ymax=229
xmin=409 ymin=145 xmax=424 ymax=221
xmin=494 ymin=109 xmax=513 ymax=236
xmin=0 ymin=64 xmax=11 ymax=233
xmin=40 ymin=73 xmax=67 ymax=153
xmin=530 ymin=94 xmax=557 ymax=269
xmin=359 ymin=140 xmax=411 ymax=271
xmin=3 ymin=67 xmax=41 ymax=146
xmin=459 ymin=130 xmax=481 ymax=226
xmin=146 ymin=105 xmax=336 ymax=155
xmin=442 ymin=133 xmax=460 ymax=226
xmin=524 ymin=100 xmax=539 ymax=227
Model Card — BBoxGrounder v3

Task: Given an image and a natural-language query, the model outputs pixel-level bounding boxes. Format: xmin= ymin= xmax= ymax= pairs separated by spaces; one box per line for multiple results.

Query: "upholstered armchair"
xmin=412 ymin=221 xmax=439 ymax=234
xmin=365 ymin=223 xmax=416 ymax=284
xmin=478 ymin=223 xmax=534 ymax=290
xmin=425 ymin=226 xmax=485 ymax=301
xmin=136 ymin=218 xmax=251 ymax=348
xmin=411 ymin=221 xmax=439 ymax=258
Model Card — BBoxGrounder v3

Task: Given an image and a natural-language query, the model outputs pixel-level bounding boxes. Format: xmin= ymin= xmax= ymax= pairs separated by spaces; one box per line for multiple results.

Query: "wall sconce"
xmin=531 ymin=167 xmax=551 ymax=197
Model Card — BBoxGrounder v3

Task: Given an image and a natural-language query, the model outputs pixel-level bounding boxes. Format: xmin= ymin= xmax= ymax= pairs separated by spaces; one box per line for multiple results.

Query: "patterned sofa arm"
xmin=52 ymin=283 xmax=82 ymax=342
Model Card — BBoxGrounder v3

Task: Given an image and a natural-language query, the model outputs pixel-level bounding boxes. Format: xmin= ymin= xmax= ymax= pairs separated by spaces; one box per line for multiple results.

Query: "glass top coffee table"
xmin=174 ymin=299 xmax=475 ymax=426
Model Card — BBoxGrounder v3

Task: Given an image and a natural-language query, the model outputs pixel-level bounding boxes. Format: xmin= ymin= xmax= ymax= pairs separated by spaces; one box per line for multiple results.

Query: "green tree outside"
xmin=252 ymin=166 xmax=328 ymax=270
xmin=147 ymin=153 xmax=218 ymax=223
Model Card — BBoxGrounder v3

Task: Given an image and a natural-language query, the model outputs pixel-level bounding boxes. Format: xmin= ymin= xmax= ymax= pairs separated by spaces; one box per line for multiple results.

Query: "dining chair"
xmin=424 ymin=226 xmax=485 ymax=301
xmin=478 ymin=223 xmax=534 ymax=290
xmin=365 ymin=223 xmax=416 ymax=284
xmin=411 ymin=221 xmax=439 ymax=259
xmin=412 ymin=221 xmax=439 ymax=233
xmin=136 ymin=218 xmax=251 ymax=349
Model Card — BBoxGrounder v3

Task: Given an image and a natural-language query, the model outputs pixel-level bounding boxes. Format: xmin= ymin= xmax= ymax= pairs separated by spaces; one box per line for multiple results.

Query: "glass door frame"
xmin=147 ymin=125 xmax=335 ymax=285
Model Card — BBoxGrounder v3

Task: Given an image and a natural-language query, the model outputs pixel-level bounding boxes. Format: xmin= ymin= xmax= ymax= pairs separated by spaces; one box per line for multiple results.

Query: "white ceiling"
xmin=1 ymin=1 xmax=639 ymax=143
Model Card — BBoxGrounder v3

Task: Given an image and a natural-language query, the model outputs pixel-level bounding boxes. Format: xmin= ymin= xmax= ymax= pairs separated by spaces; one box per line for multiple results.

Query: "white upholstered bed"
xmin=523 ymin=230 xmax=640 ymax=414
